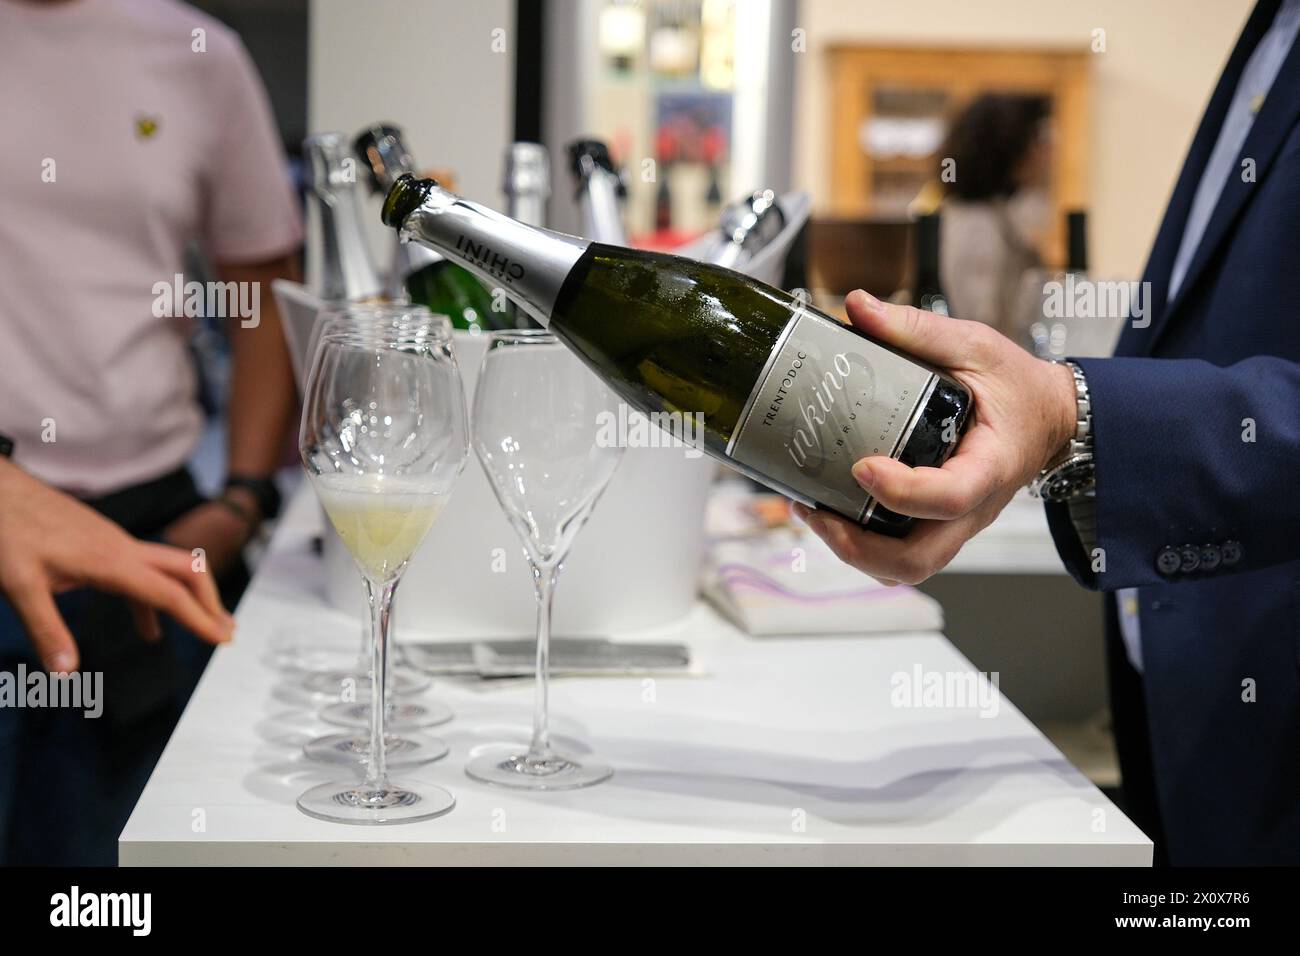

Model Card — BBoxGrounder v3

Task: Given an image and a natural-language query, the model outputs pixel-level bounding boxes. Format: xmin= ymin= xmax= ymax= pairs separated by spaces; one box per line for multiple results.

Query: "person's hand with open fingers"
xmin=0 ymin=459 xmax=235 ymax=674
xmin=793 ymin=290 xmax=1079 ymax=585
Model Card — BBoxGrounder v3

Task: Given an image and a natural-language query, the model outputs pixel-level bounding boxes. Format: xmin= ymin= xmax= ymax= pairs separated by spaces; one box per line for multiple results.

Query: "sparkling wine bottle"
xmin=502 ymin=141 xmax=551 ymax=228
xmin=303 ymin=132 xmax=383 ymax=303
xmin=704 ymin=189 xmax=787 ymax=271
xmin=383 ymin=176 xmax=972 ymax=536
xmin=911 ymin=212 xmax=950 ymax=317
xmin=1066 ymin=210 xmax=1088 ymax=274
xmin=352 ymin=123 xmax=500 ymax=332
xmin=567 ymin=139 xmax=628 ymax=245
xmin=502 ymin=142 xmax=551 ymax=329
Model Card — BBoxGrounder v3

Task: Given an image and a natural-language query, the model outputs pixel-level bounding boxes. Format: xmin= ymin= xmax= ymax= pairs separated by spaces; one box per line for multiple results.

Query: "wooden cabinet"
xmin=828 ymin=46 xmax=1092 ymax=266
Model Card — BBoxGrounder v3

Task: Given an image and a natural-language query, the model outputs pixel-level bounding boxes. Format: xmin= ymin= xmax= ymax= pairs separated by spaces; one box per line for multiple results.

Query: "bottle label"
xmin=727 ymin=308 xmax=936 ymax=523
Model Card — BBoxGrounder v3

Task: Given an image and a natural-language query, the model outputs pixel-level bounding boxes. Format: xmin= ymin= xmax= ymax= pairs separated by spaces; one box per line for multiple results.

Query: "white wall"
xmin=308 ymin=0 xmax=514 ymax=251
xmin=793 ymin=0 xmax=1257 ymax=278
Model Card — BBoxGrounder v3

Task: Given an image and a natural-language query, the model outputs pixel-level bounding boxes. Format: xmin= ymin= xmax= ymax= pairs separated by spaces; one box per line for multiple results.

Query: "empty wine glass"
xmin=297 ymin=307 xmax=468 ymax=823
xmin=465 ymin=330 xmax=624 ymax=790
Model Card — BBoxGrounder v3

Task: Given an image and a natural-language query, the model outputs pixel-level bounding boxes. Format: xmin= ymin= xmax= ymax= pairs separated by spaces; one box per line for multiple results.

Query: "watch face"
xmin=1041 ymin=456 xmax=1095 ymax=501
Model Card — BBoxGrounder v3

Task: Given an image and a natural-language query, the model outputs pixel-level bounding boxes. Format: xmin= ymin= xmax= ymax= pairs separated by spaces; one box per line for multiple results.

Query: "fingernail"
xmin=46 ymin=652 xmax=76 ymax=674
xmin=852 ymin=460 xmax=874 ymax=490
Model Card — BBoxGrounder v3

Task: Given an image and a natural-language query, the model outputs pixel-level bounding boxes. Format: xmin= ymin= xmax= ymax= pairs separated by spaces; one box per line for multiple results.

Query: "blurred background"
xmin=196 ymin=0 xmax=1254 ymax=283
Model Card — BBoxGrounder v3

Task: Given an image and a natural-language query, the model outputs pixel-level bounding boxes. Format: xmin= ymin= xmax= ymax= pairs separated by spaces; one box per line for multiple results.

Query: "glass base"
xmin=266 ymin=625 xmax=356 ymax=672
xmin=297 ymin=778 xmax=456 ymax=825
xmin=319 ymin=699 xmax=454 ymax=732
xmin=298 ymin=667 xmax=431 ymax=699
xmin=303 ymin=731 xmax=449 ymax=768
xmin=465 ymin=745 xmax=612 ymax=791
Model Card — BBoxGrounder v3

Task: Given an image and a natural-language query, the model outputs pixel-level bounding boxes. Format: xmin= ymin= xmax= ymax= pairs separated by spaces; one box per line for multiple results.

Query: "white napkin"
xmin=703 ymin=529 xmax=944 ymax=636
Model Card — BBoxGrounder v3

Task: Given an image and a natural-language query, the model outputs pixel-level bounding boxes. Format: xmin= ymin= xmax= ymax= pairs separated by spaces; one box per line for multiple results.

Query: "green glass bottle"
xmin=401 ymin=257 xmax=497 ymax=333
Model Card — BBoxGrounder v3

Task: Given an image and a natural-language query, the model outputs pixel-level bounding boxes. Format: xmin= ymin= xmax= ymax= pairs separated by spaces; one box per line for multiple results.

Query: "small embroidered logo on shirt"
xmin=134 ymin=115 xmax=161 ymax=140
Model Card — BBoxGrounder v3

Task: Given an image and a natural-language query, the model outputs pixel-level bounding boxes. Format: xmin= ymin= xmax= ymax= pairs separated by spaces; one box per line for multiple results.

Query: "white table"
xmin=120 ymin=489 xmax=1150 ymax=865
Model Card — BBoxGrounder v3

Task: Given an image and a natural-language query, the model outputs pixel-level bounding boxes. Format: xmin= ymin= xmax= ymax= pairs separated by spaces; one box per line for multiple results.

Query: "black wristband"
xmin=224 ymin=475 xmax=282 ymax=521
xmin=0 ymin=434 xmax=13 ymax=459
xmin=214 ymin=493 xmax=258 ymax=527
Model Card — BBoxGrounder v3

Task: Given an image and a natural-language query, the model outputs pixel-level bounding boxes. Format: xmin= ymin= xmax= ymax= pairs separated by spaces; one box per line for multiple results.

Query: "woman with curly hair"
xmin=938 ymin=94 xmax=1053 ymax=342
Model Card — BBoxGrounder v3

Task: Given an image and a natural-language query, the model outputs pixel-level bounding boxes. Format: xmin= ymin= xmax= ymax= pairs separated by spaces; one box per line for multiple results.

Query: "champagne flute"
xmin=299 ymin=306 xmax=455 ymax=732
xmin=300 ymin=307 xmax=457 ymax=766
xmin=465 ymin=330 xmax=624 ymax=790
xmin=293 ymin=305 xmax=433 ymax=700
xmin=297 ymin=309 xmax=467 ymax=823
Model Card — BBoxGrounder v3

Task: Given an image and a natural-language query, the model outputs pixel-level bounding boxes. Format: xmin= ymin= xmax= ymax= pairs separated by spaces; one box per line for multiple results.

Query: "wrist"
xmin=216 ymin=488 xmax=262 ymax=530
xmin=1029 ymin=360 xmax=1096 ymax=503
xmin=1044 ymin=359 xmax=1080 ymax=470
xmin=223 ymin=474 xmax=281 ymax=522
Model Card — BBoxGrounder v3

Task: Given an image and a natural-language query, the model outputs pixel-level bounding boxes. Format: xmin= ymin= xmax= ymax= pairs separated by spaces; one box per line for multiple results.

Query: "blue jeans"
xmin=0 ymin=589 xmax=213 ymax=865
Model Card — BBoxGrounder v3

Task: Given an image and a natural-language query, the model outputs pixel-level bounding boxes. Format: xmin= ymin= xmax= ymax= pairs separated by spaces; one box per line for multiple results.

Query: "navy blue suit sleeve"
xmin=1046 ymin=354 xmax=1300 ymax=590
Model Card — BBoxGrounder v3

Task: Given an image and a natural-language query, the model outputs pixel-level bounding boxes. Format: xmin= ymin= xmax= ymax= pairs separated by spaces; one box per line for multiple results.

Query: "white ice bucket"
xmin=322 ymin=330 xmax=714 ymax=637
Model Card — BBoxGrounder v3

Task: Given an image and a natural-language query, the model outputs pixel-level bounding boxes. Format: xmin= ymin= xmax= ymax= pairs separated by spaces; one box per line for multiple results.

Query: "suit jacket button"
xmin=1178 ymin=545 xmax=1200 ymax=573
xmin=1199 ymin=544 xmax=1222 ymax=571
xmin=1221 ymin=540 xmax=1242 ymax=567
xmin=1157 ymin=547 xmax=1182 ymax=576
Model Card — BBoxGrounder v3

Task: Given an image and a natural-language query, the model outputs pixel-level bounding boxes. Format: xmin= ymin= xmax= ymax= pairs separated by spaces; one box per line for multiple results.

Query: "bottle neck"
xmin=577 ymin=167 xmax=627 ymax=245
xmin=914 ymin=214 xmax=943 ymax=290
xmin=305 ymin=186 xmax=382 ymax=302
xmin=710 ymin=193 xmax=785 ymax=269
xmin=506 ymin=191 xmax=548 ymax=229
xmin=356 ymin=128 xmax=416 ymax=195
xmin=1066 ymin=211 xmax=1088 ymax=273
xmin=396 ymin=183 xmax=589 ymax=328
xmin=355 ymin=130 xmax=441 ymax=294
xmin=503 ymin=142 xmax=550 ymax=227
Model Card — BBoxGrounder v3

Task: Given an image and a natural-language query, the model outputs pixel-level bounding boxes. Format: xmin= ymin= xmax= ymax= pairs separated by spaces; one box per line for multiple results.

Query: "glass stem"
xmin=364 ymin=575 xmax=398 ymax=790
xmin=383 ymin=599 xmax=395 ymax=717
xmin=527 ymin=561 xmax=559 ymax=761
xmin=353 ymin=622 xmax=369 ymax=678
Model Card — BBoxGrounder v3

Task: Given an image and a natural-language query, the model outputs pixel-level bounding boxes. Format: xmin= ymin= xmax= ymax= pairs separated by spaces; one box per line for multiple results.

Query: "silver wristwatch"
xmin=1029 ymin=360 xmax=1095 ymax=502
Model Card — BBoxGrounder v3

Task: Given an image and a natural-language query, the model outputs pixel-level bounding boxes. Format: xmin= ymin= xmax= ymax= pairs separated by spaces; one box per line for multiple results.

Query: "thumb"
xmin=844 ymin=289 xmax=984 ymax=369
xmin=11 ymin=585 xmax=80 ymax=673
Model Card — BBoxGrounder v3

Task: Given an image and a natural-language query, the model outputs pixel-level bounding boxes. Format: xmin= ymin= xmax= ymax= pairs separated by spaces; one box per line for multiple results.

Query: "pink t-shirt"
xmin=0 ymin=0 xmax=302 ymax=496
